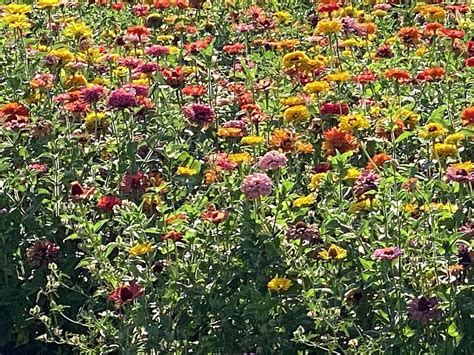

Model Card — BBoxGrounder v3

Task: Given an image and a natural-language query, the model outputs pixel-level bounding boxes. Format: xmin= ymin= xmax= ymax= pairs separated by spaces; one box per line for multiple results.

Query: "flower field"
xmin=1 ymin=0 xmax=473 ymax=353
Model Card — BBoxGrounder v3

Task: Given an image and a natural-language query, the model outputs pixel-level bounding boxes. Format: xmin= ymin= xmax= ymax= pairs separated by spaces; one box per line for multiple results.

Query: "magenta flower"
xmin=353 ymin=170 xmax=379 ymax=199
xmin=81 ymin=85 xmax=105 ymax=104
xmin=258 ymin=150 xmax=288 ymax=170
xmin=145 ymin=45 xmax=170 ymax=57
xmin=107 ymin=88 xmax=138 ymax=109
xmin=372 ymin=246 xmax=404 ymax=260
xmin=241 ymin=173 xmax=273 ymax=199
xmin=182 ymin=103 xmax=215 ymax=127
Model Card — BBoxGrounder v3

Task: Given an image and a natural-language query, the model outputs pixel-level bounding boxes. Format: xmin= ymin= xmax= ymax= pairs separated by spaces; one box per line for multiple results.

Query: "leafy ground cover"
xmin=0 ymin=0 xmax=473 ymax=353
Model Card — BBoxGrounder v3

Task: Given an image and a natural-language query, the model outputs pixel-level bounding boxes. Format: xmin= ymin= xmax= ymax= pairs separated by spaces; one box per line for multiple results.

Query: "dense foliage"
xmin=0 ymin=0 xmax=473 ymax=353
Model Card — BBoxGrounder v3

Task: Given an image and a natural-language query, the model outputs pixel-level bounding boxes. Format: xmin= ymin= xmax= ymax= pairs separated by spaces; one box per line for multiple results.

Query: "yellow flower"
xmin=283 ymin=105 xmax=310 ymax=123
xmin=306 ymin=55 xmax=329 ymax=69
xmin=2 ymin=14 xmax=31 ymax=29
xmin=48 ymin=48 xmax=74 ymax=63
xmin=327 ymin=71 xmax=351 ymax=83
xmin=398 ymin=109 xmax=420 ymax=128
xmin=418 ymin=5 xmax=445 ymax=21
xmin=65 ymin=74 xmax=88 ymax=88
xmin=4 ymin=4 xmax=32 ymax=14
xmin=295 ymin=141 xmax=314 ymax=154
xmin=304 ymin=81 xmax=330 ymax=94
xmin=114 ymin=66 xmax=128 ymax=77
xmin=282 ymin=51 xmax=309 ymax=70
xmin=451 ymin=161 xmax=473 ymax=172
xmin=444 ymin=133 xmax=464 ymax=145
xmin=339 ymin=114 xmax=370 ymax=132
xmin=130 ymin=242 xmax=153 ymax=257
xmin=421 ymin=202 xmax=458 ymax=214
xmin=280 ymin=96 xmax=306 ymax=107
xmin=63 ymin=21 xmax=92 ymax=39
xmin=37 ymin=0 xmax=62 ymax=9
xmin=177 ymin=166 xmax=198 ymax=176
xmin=434 ymin=143 xmax=457 ymax=159
xmin=84 ymin=112 xmax=109 ymax=133
xmin=349 ymin=198 xmax=378 ymax=213
xmin=267 ymin=277 xmax=293 ymax=292
xmin=319 ymin=244 xmax=347 ymax=260
xmin=343 ymin=38 xmax=361 ymax=48
xmin=415 ymin=46 xmax=428 ymax=57
xmin=293 ymin=194 xmax=316 ymax=207
xmin=309 ymin=172 xmax=328 ymax=190
xmin=418 ymin=123 xmax=447 ymax=139
xmin=157 ymin=35 xmax=174 ymax=42
xmin=344 ymin=167 xmax=361 ymax=181
xmin=372 ymin=9 xmax=388 ymax=17
xmin=316 ymin=20 xmax=342 ymax=35
xmin=228 ymin=152 xmax=251 ymax=165
xmin=241 ymin=135 xmax=265 ymax=145
xmin=167 ymin=46 xmax=180 ymax=55
xmin=274 ymin=11 xmax=292 ymax=23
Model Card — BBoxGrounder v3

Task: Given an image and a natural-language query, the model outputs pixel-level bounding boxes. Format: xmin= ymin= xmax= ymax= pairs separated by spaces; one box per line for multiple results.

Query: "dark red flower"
xmin=320 ymin=102 xmax=349 ymax=116
xmin=161 ymin=231 xmax=183 ymax=242
xmin=108 ymin=282 xmax=144 ymax=305
xmin=97 ymin=195 xmax=121 ymax=212
xmin=70 ymin=181 xmax=95 ymax=201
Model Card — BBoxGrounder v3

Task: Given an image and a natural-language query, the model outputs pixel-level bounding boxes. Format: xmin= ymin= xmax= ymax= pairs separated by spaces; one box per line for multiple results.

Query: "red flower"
xmin=465 ymin=57 xmax=474 ymax=67
xmin=161 ymin=231 xmax=183 ymax=242
xmin=424 ymin=22 xmax=444 ymax=36
xmin=120 ymin=172 xmax=148 ymax=194
xmin=441 ymin=28 xmax=465 ymax=40
xmin=375 ymin=44 xmax=394 ymax=58
xmin=201 ymin=205 xmax=229 ymax=224
xmin=397 ymin=27 xmax=421 ymax=46
xmin=318 ymin=3 xmax=340 ymax=14
xmin=154 ymin=0 xmax=170 ymax=9
xmin=70 ymin=181 xmax=95 ymax=202
xmin=0 ymin=102 xmax=29 ymax=129
xmin=367 ymin=153 xmax=391 ymax=170
xmin=461 ymin=107 xmax=474 ymax=126
xmin=416 ymin=67 xmax=445 ymax=82
xmin=112 ymin=2 xmax=123 ymax=10
xmin=320 ymin=102 xmax=349 ymax=116
xmin=353 ymin=71 xmax=377 ymax=84
xmin=109 ymin=282 xmax=144 ymax=305
xmin=223 ymin=43 xmax=245 ymax=55
xmin=127 ymin=26 xmax=151 ymax=38
xmin=161 ymin=67 xmax=188 ymax=88
xmin=97 ymin=195 xmax=121 ymax=212
xmin=181 ymin=85 xmax=206 ymax=97
xmin=184 ymin=37 xmax=213 ymax=55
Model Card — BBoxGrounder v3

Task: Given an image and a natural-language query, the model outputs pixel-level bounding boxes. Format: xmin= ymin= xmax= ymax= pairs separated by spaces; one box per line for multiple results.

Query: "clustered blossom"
xmin=353 ymin=170 xmax=380 ymax=200
xmin=258 ymin=150 xmax=288 ymax=170
xmin=241 ymin=173 xmax=273 ymax=199
xmin=182 ymin=103 xmax=215 ymax=127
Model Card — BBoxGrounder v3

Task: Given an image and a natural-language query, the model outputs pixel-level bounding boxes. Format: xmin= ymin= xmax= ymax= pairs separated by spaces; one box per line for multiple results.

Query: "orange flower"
xmin=127 ymin=26 xmax=151 ymax=38
xmin=461 ymin=107 xmax=474 ymax=126
xmin=367 ymin=153 xmax=391 ymax=170
xmin=385 ymin=69 xmax=411 ymax=83
xmin=425 ymin=22 xmax=444 ymax=36
xmin=322 ymin=127 xmax=358 ymax=156
xmin=398 ymin=27 xmax=421 ymax=45
xmin=417 ymin=67 xmax=445 ymax=81
xmin=270 ymin=128 xmax=298 ymax=152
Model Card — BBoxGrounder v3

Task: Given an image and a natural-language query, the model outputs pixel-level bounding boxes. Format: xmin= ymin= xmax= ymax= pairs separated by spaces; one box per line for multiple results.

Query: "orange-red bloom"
xmin=322 ymin=127 xmax=358 ymax=156
xmin=398 ymin=27 xmax=421 ymax=45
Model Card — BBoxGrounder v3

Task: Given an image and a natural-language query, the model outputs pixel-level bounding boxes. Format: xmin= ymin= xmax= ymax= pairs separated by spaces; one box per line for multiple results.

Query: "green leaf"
xmin=448 ymin=322 xmax=460 ymax=338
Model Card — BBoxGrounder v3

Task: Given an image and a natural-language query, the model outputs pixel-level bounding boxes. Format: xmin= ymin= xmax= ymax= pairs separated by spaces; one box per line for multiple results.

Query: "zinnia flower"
xmin=258 ymin=150 xmax=288 ymax=170
xmin=322 ymin=127 xmax=358 ymax=156
xmin=407 ymin=296 xmax=442 ymax=324
xmin=27 ymin=240 xmax=60 ymax=268
xmin=182 ymin=103 xmax=215 ymax=127
xmin=241 ymin=173 xmax=272 ymax=199
xmin=286 ymin=221 xmax=321 ymax=245
xmin=97 ymin=195 xmax=121 ymax=212
xmin=130 ymin=243 xmax=153 ymax=256
xmin=267 ymin=277 xmax=293 ymax=292
xmin=372 ymin=246 xmax=404 ymax=260
xmin=109 ymin=282 xmax=144 ymax=305
xmin=319 ymin=244 xmax=347 ymax=260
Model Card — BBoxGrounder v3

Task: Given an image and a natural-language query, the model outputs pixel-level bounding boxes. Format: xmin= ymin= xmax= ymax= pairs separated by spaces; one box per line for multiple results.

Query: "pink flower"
xmin=182 ymin=103 xmax=215 ymax=127
xmin=241 ymin=173 xmax=273 ymax=199
xmin=107 ymin=88 xmax=138 ymax=109
xmin=258 ymin=150 xmax=288 ymax=170
xmin=81 ymin=85 xmax=105 ymax=104
xmin=372 ymin=246 xmax=404 ymax=260
xmin=145 ymin=45 xmax=170 ymax=58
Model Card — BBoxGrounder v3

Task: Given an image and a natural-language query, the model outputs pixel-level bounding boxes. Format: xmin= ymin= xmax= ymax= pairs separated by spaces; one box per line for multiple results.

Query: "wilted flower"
xmin=286 ymin=221 xmax=321 ymax=245
xmin=27 ymin=240 xmax=60 ymax=268
xmin=407 ymin=296 xmax=442 ymax=324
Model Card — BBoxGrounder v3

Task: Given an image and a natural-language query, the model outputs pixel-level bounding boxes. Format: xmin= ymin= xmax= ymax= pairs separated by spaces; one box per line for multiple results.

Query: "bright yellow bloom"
xmin=63 ymin=21 xmax=92 ymax=38
xmin=444 ymin=133 xmax=464 ymax=145
xmin=418 ymin=123 xmax=448 ymax=139
xmin=4 ymin=4 xmax=32 ymax=14
xmin=228 ymin=152 xmax=251 ymax=165
xmin=84 ymin=112 xmax=109 ymax=133
xmin=304 ymin=81 xmax=330 ymax=94
xmin=305 ymin=55 xmax=328 ymax=69
xmin=177 ymin=167 xmax=198 ymax=176
xmin=274 ymin=11 xmax=292 ymax=23
xmin=114 ymin=66 xmax=128 ymax=77
xmin=293 ymin=194 xmax=316 ymax=207
xmin=65 ymin=74 xmax=88 ymax=88
xmin=415 ymin=46 xmax=428 ymax=57
xmin=434 ymin=143 xmax=457 ymax=159
xmin=339 ymin=114 xmax=370 ymax=132
xmin=157 ymin=35 xmax=174 ymax=42
xmin=316 ymin=20 xmax=342 ymax=35
xmin=349 ymin=198 xmax=378 ymax=213
xmin=282 ymin=51 xmax=309 ymax=70
xmin=398 ymin=109 xmax=420 ymax=128
xmin=309 ymin=172 xmax=328 ymax=190
xmin=48 ymin=48 xmax=75 ymax=63
xmin=295 ymin=141 xmax=314 ymax=154
xmin=421 ymin=202 xmax=458 ymax=214
xmin=344 ymin=167 xmax=361 ymax=181
xmin=283 ymin=105 xmax=310 ymax=123
xmin=2 ymin=14 xmax=31 ymax=29
xmin=280 ymin=96 xmax=306 ymax=107
xmin=327 ymin=71 xmax=351 ymax=83
xmin=267 ymin=277 xmax=293 ymax=292
xmin=451 ymin=161 xmax=473 ymax=172
xmin=241 ymin=135 xmax=265 ymax=145
xmin=217 ymin=127 xmax=242 ymax=138
xmin=418 ymin=5 xmax=445 ymax=21
xmin=319 ymin=244 xmax=347 ymax=260
xmin=130 ymin=243 xmax=153 ymax=256
xmin=37 ymin=0 xmax=62 ymax=9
